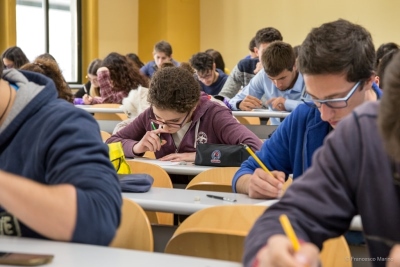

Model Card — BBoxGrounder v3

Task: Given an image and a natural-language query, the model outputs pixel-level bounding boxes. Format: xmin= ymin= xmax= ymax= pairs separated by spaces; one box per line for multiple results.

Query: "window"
xmin=16 ymin=0 xmax=81 ymax=83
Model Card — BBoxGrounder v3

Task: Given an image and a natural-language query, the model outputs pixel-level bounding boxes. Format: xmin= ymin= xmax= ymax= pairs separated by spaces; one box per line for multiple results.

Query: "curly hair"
xmin=20 ymin=58 xmax=74 ymax=103
xmin=378 ymin=51 xmax=400 ymax=161
xmin=2 ymin=46 xmax=30 ymax=69
xmin=101 ymin=52 xmax=149 ymax=92
xmin=148 ymin=67 xmax=200 ymax=113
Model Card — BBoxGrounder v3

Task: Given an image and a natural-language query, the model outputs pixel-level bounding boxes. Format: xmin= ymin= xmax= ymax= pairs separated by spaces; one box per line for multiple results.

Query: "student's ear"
xmin=212 ymin=62 xmax=216 ymax=70
xmin=254 ymin=47 xmax=260 ymax=57
xmin=375 ymin=75 xmax=380 ymax=87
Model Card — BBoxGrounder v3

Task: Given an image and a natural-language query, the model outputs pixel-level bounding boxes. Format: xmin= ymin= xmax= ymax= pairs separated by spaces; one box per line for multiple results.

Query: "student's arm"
xmin=0 ymin=172 xmax=76 ymax=241
xmin=228 ymin=70 xmax=266 ymax=110
xmin=243 ymin=113 xmax=361 ymax=267
xmin=91 ymin=68 xmax=125 ymax=104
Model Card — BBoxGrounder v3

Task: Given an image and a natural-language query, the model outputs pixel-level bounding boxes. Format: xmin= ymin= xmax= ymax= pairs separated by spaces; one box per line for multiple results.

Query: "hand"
xmin=133 ymin=128 xmax=167 ymax=154
xmin=159 ymin=152 xmax=196 ymax=162
xmin=239 ymin=95 xmax=263 ymax=111
xmin=248 ymin=169 xmax=285 ymax=199
xmin=268 ymin=97 xmax=286 ymax=111
xmin=387 ymin=245 xmax=400 ymax=267
xmin=255 ymin=235 xmax=319 ymax=267
xmin=96 ymin=66 xmax=109 ymax=74
xmin=82 ymin=94 xmax=93 ymax=105
xmin=254 ymin=62 xmax=263 ymax=74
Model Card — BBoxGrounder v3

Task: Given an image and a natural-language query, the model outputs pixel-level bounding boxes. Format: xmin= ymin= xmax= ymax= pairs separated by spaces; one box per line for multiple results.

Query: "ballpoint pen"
xmin=279 ymin=214 xmax=301 ymax=252
xmin=242 ymin=144 xmax=273 ymax=176
xmin=206 ymin=194 xmax=237 ymax=202
xmin=150 ymin=121 xmax=162 ymax=143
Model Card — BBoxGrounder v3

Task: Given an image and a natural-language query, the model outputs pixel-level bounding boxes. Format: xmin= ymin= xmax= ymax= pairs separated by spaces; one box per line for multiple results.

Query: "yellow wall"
xmin=138 ymin=0 xmax=200 ymax=64
xmin=0 ymin=0 xmax=16 ymax=53
xmin=200 ymin=0 xmax=400 ymax=70
xmin=98 ymin=0 xmax=139 ymax=58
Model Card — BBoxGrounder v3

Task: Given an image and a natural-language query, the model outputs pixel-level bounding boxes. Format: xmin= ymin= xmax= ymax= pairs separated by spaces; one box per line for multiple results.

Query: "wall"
xmin=200 ymin=0 xmax=400 ymax=70
xmin=98 ymin=0 xmax=139 ymax=58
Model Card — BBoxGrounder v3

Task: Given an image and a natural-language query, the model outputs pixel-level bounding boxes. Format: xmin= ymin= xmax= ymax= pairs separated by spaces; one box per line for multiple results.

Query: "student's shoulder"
xmin=237 ymin=58 xmax=259 ymax=72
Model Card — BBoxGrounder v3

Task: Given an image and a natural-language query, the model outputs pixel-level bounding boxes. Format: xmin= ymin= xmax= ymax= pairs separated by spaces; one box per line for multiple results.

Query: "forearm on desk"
xmin=0 ymin=170 xmax=77 ymax=241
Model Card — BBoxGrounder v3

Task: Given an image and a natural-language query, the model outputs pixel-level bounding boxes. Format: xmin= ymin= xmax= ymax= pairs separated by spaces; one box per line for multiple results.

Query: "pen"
xmin=279 ymin=214 xmax=301 ymax=252
xmin=206 ymin=194 xmax=237 ymax=202
xmin=150 ymin=122 xmax=162 ymax=143
xmin=243 ymin=144 xmax=272 ymax=176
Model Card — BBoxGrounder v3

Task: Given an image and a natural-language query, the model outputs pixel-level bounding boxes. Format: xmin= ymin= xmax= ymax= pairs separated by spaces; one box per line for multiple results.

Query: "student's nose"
xmin=319 ymin=103 xmax=335 ymax=122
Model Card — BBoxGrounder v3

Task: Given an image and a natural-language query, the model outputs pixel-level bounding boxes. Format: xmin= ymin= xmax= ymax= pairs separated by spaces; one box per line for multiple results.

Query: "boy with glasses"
xmin=107 ymin=67 xmax=262 ymax=164
xmin=232 ymin=19 xmax=382 ymax=199
xmin=243 ymin=29 xmax=400 ymax=267
xmin=190 ymin=52 xmax=228 ymax=95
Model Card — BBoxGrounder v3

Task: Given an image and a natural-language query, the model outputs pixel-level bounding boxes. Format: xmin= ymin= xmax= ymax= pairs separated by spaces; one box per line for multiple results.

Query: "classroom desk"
xmin=0 ymin=236 xmax=241 ymax=267
xmin=123 ymin=187 xmax=277 ymax=215
xmin=123 ymin=187 xmax=363 ymax=231
xmin=232 ymin=110 xmax=290 ymax=118
xmin=75 ymin=105 xmax=124 ymax=113
xmin=127 ymin=157 xmax=215 ymax=176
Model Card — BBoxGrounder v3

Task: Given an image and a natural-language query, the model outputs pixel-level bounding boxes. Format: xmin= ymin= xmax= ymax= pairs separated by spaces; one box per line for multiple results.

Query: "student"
xmin=106 ymin=67 xmax=262 ymax=163
xmin=20 ymin=57 xmax=74 ymax=103
xmin=244 ymin=36 xmax=257 ymax=59
xmin=228 ymin=41 xmax=304 ymax=125
xmin=205 ymin=49 xmax=229 ymax=74
xmin=140 ymin=40 xmax=179 ymax=78
xmin=0 ymin=57 xmax=121 ymax=244
xmin=232 ymin=19 xmax=382 ymax=199
xmin=375 ymin=42 xmax=399 ymax=69
xmin=190 ymin=52 xmax=228 ymax=95
xmin=219 ymin=27 xmax=283 ymax=99
xmin=83 ymin=52 xmax=148 ymax=104
xmin=243 ymin=41 xmax=400 ymax=267
xmin=126 ymin=53 xmax=144 ymax=69
xmin=2 ymin=46 xmax=29 ymax=69
xmin=376 ymin=50 xmax=399 ymax=89
xmin=75 ymin=58 xmax=102 ymax=98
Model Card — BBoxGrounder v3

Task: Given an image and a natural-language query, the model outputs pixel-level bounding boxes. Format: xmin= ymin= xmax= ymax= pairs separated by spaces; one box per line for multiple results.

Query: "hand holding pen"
xmin=132 ymin=122 xmax=166 ymax=154
xmin=242 ymin=144 xmax=285 ymax=199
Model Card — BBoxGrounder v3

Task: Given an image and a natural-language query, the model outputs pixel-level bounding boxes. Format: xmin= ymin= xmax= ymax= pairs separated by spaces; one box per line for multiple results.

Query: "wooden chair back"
xmin=186 ymin=167 xmax=239 ymax=192
xmin=92 ymin=104 xmax=128 ymax=121
xmin=164 ymin=205 xmax=266 ymax=262
xmin=320 ymin=236 xmax=352 ymax=267
xmin=100 ymin=130 xmax=111 ymax=142
xmin=109 ymin=198 xmax=153 ymax=251
xmin=126 ymin=160 xmax=173 ymax=225
xmin=235 ymin=116 xmax=260 ymax=125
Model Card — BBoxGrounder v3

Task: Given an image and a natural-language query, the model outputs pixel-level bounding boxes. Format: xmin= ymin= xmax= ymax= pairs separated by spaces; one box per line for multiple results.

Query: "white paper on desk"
xmin=139 ymin=159 xmax=181 ymax=166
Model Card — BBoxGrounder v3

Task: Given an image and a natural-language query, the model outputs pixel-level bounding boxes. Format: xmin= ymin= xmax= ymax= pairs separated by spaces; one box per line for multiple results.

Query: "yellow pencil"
xmin=243 ymin=144 xmax=272 ymax=176
xmin=279 ymin=214 xmax=301 ymax=252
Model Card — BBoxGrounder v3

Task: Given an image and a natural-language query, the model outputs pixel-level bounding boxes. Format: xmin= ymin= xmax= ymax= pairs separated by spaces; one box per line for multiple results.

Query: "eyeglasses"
xmin=196 ymin=71 xmax=213 ymax=81
xmin=149 ymin=110 xmax=190 ymax=129
xmin=301 ymin=81 xmax=362 ymax=109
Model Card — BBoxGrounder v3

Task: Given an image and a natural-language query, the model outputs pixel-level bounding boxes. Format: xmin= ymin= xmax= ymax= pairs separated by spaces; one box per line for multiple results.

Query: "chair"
xmin=186 ymin=167 xmax=239 ymax=192
xmin=165 ymin=205 xmax=351 ymax=265
xmin=320 ymin=236 xmax=352 ymax=267
xmin=100 ymin=130 xmax=111 ymax=142
xmin=109 ymin=198 xmax=154 ymax=251
xmin=235 ymin=116 xmax=260 ymax=125
xmin=92 ymin=104 xmax=128 ymax=121
xmin=126 ymin=160 xmax=173 ymax=225
xmin=164 ymin=205 xmax=266 ymax=262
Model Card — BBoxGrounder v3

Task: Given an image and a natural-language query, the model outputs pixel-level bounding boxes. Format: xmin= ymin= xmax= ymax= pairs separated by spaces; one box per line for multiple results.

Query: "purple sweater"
xmin=244 ymin=101 xmax=399 ymax=267
xmin=107 ymin=93 xmax=262 ymax=158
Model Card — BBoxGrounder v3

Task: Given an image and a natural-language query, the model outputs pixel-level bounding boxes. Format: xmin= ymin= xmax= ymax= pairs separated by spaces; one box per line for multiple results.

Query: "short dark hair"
xmin=379 ymin=51 xmax=400 ymax=161
xmin=377 ymin=50 xmax=399 ymax=89
xmin=205 ymin=49 xmax=226 ymax=73
xmin=190 ymin=52 xmax=214 ymax=73
xmin=1 ymin=46 xmax=30 ymax=69
xmin=154 ymin=41 xmax=173 ymax=57
xmin=375 ymin=42 xmax=399 ymax=69
xmin=248 ymin=37 xmax=256 ymax=52
xmin=148 ymin=67 xmax=200 ymax=113
xmin=262 ymin=41 xmax=295 ymax=77
xmin=254 ymin=27 xmax=283 ymax=48
xmin=0 ymin=60 xmax=3 ymax=74
xmin=298 ymin=19 xmax=375 ymax=83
